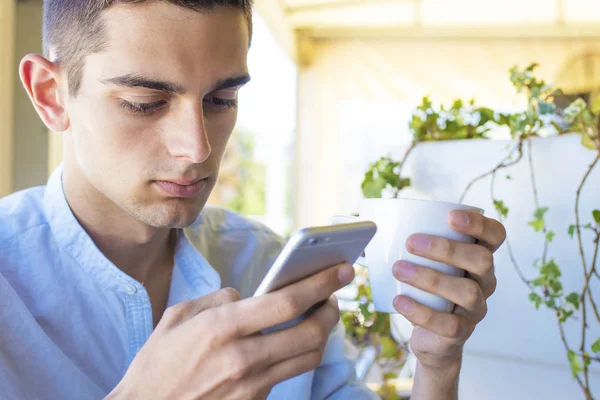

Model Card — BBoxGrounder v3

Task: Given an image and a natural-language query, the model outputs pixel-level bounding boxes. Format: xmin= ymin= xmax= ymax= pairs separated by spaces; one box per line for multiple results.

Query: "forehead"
xmin=84 ymin=2 xmax=249 ymax=91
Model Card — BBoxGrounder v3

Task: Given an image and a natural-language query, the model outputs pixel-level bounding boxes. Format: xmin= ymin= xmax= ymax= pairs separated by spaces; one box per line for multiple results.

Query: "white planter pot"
xmin=396 ymin=134 xmax=600 ymax=399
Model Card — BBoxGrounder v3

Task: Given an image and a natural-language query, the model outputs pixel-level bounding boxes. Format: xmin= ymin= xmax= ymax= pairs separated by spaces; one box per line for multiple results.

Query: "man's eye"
xmin=120 ymin=100 xmax=166 ymax=116
xmin=204 ymin=96 xmax=238 ymax=109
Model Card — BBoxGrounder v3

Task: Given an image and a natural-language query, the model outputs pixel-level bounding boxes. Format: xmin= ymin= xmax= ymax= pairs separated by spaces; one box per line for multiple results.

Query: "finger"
xmin=162 ymin=287 xmax=240 ymax=326
xmin=405 ymin=234 xmax=494 ymax=286
xmin=393 ymin=261 xmax=486 ymax=315
xmin=233 ymin=297 xmax=339 ymax=370
xmin=473 ymin=269 xmax=497 ymax=299
xmin=393 ymin=295 xmax=472 ymax=341
xmin=222 ymin=263 xmax=353 ymax=337
xmin=448 ymin=210 xmax=506 ymax=252
xmin=246 ymin=348 xmax=325 ymax=393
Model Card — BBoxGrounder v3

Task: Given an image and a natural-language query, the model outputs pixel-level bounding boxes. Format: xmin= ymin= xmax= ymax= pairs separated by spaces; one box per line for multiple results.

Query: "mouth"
xmin=153 ymin=177 xmax=209 ymax=199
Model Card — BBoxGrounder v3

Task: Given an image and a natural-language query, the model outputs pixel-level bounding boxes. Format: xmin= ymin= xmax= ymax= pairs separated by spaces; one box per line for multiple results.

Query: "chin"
xmin=131 ymin=199 xmax=206 ymax=229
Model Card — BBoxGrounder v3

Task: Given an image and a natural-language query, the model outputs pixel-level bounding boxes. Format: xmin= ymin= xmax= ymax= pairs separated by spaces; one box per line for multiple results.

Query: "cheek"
xmin=70 ymin=101 xmax=161 ymax=184
xmin=206 ymin=112 xmax=237 ymax=157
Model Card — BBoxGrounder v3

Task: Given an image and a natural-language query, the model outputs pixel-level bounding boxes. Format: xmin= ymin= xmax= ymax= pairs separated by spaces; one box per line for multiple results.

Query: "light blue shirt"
xmin=0 ymin=166 xmax=379 ymax=400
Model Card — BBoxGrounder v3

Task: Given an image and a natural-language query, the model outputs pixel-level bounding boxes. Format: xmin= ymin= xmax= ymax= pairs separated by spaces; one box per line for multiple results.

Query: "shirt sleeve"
xmin=310 ymin=322 xmax=381 ymax=400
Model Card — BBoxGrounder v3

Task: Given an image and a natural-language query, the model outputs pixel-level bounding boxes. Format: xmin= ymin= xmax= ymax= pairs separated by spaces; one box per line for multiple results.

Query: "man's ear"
xmin=19 ymin=54 xmax=70 ymax=132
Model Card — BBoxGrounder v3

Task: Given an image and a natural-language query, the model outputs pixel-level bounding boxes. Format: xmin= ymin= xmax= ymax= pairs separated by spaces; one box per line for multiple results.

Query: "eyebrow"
xmin=100 ymin=74 xmax=251 ymax=94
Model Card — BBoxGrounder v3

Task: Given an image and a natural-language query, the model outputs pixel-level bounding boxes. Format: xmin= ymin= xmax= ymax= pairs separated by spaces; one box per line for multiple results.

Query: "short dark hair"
xmin=43 ymin=0 xmax=254 ymax=96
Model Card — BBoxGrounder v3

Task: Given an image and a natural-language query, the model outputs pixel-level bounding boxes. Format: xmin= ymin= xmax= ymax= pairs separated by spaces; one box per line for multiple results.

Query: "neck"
xmin=62 ymin=163 xmax=175 ymax=284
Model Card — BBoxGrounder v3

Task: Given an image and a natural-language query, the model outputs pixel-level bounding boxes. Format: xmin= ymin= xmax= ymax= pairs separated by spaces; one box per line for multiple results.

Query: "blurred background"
xmin=2 ymin=0 xmax=600 ymax=399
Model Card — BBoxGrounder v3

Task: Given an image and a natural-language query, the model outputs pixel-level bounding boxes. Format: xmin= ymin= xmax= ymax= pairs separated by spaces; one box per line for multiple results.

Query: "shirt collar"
xmin=43 ymin=164 xmax=220 ymax=293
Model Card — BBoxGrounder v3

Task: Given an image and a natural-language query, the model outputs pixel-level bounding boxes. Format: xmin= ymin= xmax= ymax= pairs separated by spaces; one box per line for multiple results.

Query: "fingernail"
xmin=393 ymin=261 xmax=416 ymax=279
xmin=408 ymin=234 xmax=431 ymax=252
xmin=338 ymin=264 xmax=355 ymax=285
xmin=394 ymin=296 xmax=414 ymax=313
xmin=451 ymin=210 xmax=470 ymax=228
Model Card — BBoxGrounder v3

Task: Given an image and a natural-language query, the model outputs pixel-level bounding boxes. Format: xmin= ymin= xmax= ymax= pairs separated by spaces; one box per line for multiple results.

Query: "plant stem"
xmin=489 ymin=169 xmax=534 ymax=291
xmin=575 ymin=153 xmax=599 ymax=280
xmin=396 ymin=141 xmax=418 ymax=180
xmin=585 ymin=354 xmax=600 ymax=362
xmin=526 ymin=136 xmax=549 ymax=265
xmin=459 ymin=140 xmax=523 ymax=204
xmin=558 ymin=321 xmax=591 ymax=399
xmin=581 ymin=232 xmax=600 ymax=323
xmin=574 ymin=152 xmax=600 ymax=397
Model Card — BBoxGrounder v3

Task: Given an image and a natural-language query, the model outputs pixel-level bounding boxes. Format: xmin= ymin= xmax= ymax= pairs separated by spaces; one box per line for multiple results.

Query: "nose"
xmin=166 ymin=103 xmax=211 ymax=164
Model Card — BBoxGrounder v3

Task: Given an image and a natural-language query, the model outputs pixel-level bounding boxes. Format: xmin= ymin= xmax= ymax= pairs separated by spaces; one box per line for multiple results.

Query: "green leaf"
xmin=585 ymin=223 xmax=593 ymax=229
xmin=506 ymin=175 xmax=512 ymax=180
xmin=361 ymin=177 xmax=386 ymax=198
xmin=531 ymin=277 xmax=544 ymax=287
xmin=582 ymin=109 xmax=595 ymax=126
xmin=371 ymin=312 xmax=388 ymax=334
xmin=549 ymin=280 xmax=563 ymax=295
xmin=558 ymin=308 xmax=574 ymax=323
xmin=359 ymin=303 xmax=373 ymax=320
xmin=593 ymin=210 xmax=600 ymax=224
xmin=582 ymin=133 xmax=596 ymax=150
xmin=564 ymin=98 xmax=587 ymax=125
xmin=528 ymin=219 xmax=545 ymax=232
xmin=493 ymin=200 xmax=509 ymax=218
xmin=529 ymin=293 xmax=543 ymax=310
xmin=541 ymin=259 xmax=561 ymax=279
xmin=538 ymin=101 xmax=555 ymax=115
xmin=566 ymin=292 xmax=581 ymax=310
xmin=534 ymin=207 xmax=549 ymax=220
xmin=380 ymin=335 xmax=399 ymax=358
xmin=568 ymin=350 xmax=583 ymax=377
xmin=546 ymin=231 xmax=555 ymax=243
xmin=568 ymin=225 xmax=576 ymax=238
xmin=592 ymin=338 xmax=600 ymax=354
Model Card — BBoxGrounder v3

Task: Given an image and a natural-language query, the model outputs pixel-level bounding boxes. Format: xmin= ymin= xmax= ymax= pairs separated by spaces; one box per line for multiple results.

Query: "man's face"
xmin=64 ymin=2 xmax=249 ymax=228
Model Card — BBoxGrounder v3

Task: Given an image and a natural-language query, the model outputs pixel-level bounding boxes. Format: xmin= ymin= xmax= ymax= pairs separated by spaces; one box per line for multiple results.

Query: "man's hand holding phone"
xmin=106 ymin=263 xmax=355 ymax=400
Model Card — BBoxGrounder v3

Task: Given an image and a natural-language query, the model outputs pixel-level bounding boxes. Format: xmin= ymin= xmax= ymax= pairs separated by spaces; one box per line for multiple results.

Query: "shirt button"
xmin=122 ymin=284 xmax=137 ymax=295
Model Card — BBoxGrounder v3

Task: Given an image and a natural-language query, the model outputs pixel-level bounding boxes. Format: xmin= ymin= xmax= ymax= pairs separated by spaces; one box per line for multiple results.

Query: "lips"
xmin=154 ymin=178 xmax=208 ymax=198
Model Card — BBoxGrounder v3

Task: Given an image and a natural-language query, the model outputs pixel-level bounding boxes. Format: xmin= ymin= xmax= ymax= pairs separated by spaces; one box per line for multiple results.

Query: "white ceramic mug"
xmin=333 ymin=198 xmax=483 ymax=313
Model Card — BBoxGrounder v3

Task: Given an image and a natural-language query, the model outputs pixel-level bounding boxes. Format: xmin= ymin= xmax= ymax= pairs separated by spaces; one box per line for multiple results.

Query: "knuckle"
xmin=308 ymin=320 xmax=328 ymax=344
xmin=479 ymin=250 xmax=494 ymax=271
xmin=228 ymin=345 xmax=253 ymax=381
xmin=488 ymin=276 xmax=498 ymax=296
xmin=423 ymin=270 xmax=442 ymax=292
xmin=494 ymin=220 xmax=507 ymax=245
xmin=421 ymin=307 xmax=436 ymax=327
xmin=219 ymin=287 xmax=241 ymax=303
xmin=472 ymin=214 xmax=486 ymax=236
xmin=464 ymin=281 xmax=482 ymax=308
xmin=162 ymin=302 xmax=191 ymax=323
xmin=279 ymin=293 xmax=303 ymax=318
xmin=480 ymin=301 xmax=489 ymax=320
xmin=439 ymin=237 xmax=456 ymax=259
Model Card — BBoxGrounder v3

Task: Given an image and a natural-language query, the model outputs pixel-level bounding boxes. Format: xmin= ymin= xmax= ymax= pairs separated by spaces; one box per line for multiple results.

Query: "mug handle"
xmin=330 ymin=215 xmax=367 ymax=267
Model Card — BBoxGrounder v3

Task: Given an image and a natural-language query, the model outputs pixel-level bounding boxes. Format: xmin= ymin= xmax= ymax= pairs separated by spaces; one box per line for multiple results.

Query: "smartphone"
xmin=253 ymin=221 xmax=376 ymax=333
xmin=254 ymin=221 xmax=377 ymax=297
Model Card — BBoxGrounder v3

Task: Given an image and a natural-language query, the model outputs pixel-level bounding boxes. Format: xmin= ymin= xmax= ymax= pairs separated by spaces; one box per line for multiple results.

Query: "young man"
xmin=0 ymin=1 xmax=506 ymax=399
